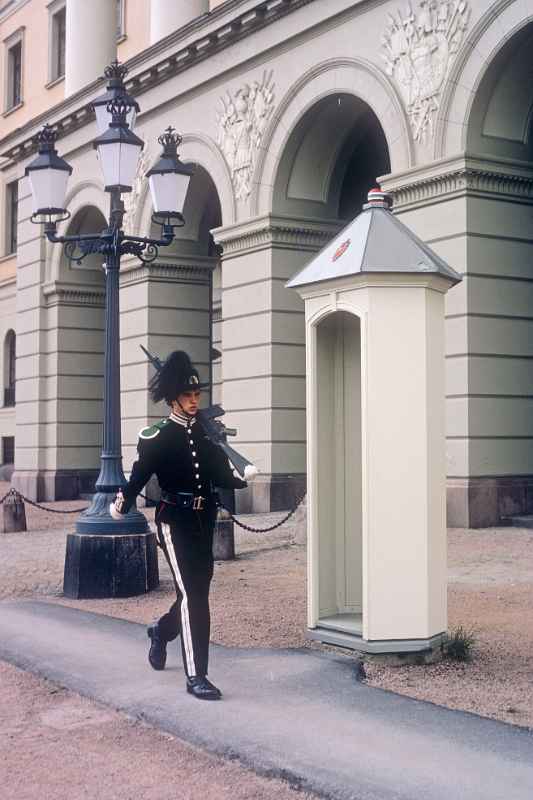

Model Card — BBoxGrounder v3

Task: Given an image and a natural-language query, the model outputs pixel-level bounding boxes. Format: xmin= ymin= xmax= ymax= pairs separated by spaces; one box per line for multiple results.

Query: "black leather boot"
xmin=147 ymin=623 xmax=168 ymax=671
xmin=186 ymin=676 xmax=222 ymax=700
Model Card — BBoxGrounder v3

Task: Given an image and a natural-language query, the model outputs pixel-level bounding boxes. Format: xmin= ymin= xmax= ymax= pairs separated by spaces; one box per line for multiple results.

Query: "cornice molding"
xmin=381 ymin=155 xmax=533 ymax=210
xmin=120 ymin=259 xmax=217 ymax=287
xmin=0 ymin=0 xmax=315 ymax=166
xmin=213 ymin=214 xmax=341 ymax=255
xmin=43 ymin=282 xmax=105 ymax=307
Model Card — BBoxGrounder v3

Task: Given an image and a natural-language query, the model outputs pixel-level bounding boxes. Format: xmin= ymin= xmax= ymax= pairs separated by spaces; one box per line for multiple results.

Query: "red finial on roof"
xmin=364 ymin=186 xmax=392 ymax=210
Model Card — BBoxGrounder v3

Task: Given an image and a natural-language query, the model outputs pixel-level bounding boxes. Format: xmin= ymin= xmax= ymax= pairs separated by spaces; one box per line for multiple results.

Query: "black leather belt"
xmin=161 ymin=490 xmax=207 ymax=511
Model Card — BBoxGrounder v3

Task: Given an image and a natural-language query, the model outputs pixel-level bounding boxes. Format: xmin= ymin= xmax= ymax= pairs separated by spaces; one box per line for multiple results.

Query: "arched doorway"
xmin=121 ymin=164 xmax=222 ymax=495
xmin=273 ymin=93 xmax=390 ymax=222
xmin=227 ymin=92 xmax=390 ymax=512
xmin=147 ymin=163 xmax=222 ymax=402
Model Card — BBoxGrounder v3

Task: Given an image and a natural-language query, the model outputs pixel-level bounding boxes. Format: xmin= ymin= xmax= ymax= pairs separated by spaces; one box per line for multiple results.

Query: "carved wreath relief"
xmin=381 ymin=1 xmax=470 ymax=143
xmin=217 ymin=71 xmax=275 ymax=201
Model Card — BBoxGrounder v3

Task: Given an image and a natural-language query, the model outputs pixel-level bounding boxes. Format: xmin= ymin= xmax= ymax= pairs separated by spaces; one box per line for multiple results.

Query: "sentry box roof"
xmin=286 ymin=189 xmax=462 ymax=290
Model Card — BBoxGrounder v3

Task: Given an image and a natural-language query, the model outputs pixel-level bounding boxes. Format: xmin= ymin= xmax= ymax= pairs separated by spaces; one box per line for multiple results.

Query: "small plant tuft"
xmin=444 ymin=625 xmax=476 ymax=662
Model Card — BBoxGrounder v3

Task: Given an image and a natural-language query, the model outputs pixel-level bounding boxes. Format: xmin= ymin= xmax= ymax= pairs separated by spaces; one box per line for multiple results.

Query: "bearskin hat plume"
xmin=149 ymin=350 xmax=206 ymax=404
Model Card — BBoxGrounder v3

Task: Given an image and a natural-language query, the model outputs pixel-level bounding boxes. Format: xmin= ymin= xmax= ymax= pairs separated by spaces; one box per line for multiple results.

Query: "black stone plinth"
xmin=3 ymin=494 xmax=27 ymax=533
xmin=63 ymin=531 xmax=159 ymax=599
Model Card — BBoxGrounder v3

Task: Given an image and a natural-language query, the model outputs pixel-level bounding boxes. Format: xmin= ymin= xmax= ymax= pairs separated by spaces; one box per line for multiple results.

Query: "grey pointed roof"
xmin=286 ymin=191 xmax=462 ymax=289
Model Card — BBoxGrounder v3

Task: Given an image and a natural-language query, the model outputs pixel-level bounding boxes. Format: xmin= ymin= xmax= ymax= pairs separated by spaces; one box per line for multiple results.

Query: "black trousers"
xmin=155 ymin=506 xmax=215 ymax=678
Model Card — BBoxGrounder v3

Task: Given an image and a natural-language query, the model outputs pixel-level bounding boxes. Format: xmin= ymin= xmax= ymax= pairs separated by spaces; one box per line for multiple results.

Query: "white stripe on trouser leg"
xmin=161 ymin=523 xmax=196 ymax=677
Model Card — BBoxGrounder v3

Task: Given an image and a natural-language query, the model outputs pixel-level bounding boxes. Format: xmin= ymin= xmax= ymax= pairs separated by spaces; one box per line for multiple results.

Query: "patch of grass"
xmin=444 ymin=625 xmax=476 ymax=662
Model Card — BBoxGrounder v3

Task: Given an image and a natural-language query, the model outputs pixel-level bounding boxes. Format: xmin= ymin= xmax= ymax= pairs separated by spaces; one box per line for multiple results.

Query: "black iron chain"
xmin=0 ymin=488 xmax=88 ymax=513
xmin=218 ymin=490 xmax=306 ymax=533
xmin=0 ymin=486 xmax=306 ymax=533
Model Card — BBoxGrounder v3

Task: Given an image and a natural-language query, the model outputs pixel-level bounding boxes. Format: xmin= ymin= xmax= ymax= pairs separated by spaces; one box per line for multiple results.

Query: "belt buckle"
xmin=193 ymin=495 xmax=204 ymax=511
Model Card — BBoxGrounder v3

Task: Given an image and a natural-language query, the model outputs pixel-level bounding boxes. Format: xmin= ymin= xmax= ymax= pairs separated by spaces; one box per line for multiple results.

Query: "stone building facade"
xmin=0 ymin=0 xmax=532 ymax=527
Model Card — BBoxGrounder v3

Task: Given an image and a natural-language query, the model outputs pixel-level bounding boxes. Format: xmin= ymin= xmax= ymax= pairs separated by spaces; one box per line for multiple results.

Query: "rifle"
xmin=140 ymin=345 xmax=257 ymax=480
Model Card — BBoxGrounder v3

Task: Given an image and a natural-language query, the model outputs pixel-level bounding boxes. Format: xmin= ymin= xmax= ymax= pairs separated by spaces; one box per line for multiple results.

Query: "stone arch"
xmin=46 ymin=180 xmax=107 ymax=284
xmin=252 ymin=58 xmax=413 ymax=217
xmin=436 ymin=0 xmax=533 ymax=159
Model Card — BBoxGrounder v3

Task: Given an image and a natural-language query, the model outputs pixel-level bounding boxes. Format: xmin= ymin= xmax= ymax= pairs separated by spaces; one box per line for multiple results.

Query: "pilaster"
xmin=119 ymin=256 xmax=214 ymax=499
xmin=12 ymin=179 xmax=48 ymax=499
xmin=381 ymin=154 xmax=533 ymax=527
xmin=213 ymin=214 xmax=340 ymax=512
xmin=39 ymin=281 xmax=105 ymax=499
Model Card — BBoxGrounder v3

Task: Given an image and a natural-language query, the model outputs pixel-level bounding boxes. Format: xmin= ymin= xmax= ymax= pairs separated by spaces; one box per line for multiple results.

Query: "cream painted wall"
xmin=117 ymin=0 xmax=150 ymax=62
xmin=0 ymin=0 xmax=64 ymax=139
xmin=0 ymin=0 xmax=217 ymax=142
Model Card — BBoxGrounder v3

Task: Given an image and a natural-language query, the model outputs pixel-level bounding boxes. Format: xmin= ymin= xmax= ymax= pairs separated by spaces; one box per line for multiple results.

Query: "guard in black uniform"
xmin=110 ymin=351 xmax=248 ymax=700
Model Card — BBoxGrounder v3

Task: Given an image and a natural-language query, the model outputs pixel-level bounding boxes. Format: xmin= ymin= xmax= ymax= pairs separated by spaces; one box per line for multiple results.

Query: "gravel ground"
xmin=1 ymin=482 xmax=532 ymax=732
xmin=0 ymin=659 xmax=316 ymax=800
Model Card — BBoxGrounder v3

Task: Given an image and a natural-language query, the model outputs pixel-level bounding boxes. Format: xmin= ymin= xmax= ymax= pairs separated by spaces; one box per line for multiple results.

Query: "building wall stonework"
xmin=0 ymin=0 xmax=531 ymax=524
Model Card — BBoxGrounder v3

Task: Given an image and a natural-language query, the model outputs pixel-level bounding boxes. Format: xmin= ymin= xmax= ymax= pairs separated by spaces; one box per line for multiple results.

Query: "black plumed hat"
xmin=149 ymin=350 xmax=209 ymax=404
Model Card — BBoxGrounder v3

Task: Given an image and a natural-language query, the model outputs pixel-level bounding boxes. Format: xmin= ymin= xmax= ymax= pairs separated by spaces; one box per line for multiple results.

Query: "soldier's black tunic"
xmin=121 ymin=411 xmax=246 ymax=678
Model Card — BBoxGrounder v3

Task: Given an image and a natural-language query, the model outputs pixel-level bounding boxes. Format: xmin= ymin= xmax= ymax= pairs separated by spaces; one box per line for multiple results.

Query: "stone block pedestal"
xmin=63 ymin=531 xmax=159 ymax=598
xmin=213 ymin=509 xmax=235 ymax=560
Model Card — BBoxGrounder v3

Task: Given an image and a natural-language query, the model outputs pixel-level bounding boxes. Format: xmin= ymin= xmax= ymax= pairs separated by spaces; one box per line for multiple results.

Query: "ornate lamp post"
xmin=25 ymin=69 xmax=192 ymax=596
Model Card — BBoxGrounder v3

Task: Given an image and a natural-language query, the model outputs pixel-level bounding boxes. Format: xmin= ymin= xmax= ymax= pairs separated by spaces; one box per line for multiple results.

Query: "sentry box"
xmin=287 ymin=189 xmax=461 ymax=659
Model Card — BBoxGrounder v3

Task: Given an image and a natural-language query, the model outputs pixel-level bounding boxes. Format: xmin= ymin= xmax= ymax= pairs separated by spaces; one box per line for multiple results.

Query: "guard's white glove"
xmin=109 ymin=490 xmax=126 ymax=520
xmin=233 ymin=464 xmax=259 ymax=483
xmin=244 ymin=464 xmax=259 ymax=482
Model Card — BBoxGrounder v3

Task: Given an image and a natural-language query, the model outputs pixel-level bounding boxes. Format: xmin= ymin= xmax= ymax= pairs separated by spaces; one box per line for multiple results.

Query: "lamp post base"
xmin=63 ymin=530 xmax=159 ymax=599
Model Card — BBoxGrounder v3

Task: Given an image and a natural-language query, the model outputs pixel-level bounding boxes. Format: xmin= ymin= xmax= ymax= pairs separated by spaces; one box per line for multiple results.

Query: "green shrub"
xmin=444 ymin=625 xmax=476 ymax=662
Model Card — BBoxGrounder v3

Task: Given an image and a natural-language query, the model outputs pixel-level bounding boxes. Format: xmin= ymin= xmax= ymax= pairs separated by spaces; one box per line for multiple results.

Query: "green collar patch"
xmin=138 ymin=418 xmax=170 ymax=439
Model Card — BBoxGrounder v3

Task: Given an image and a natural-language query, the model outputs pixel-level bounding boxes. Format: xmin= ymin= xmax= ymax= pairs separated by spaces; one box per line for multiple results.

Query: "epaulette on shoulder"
xmin=139 ymin=418 xmax=170 ymax=440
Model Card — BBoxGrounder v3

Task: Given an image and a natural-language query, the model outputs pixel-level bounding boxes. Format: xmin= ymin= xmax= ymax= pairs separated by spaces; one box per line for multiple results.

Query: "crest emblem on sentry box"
xmin=332 ymin=239 xmax=351 ymax=262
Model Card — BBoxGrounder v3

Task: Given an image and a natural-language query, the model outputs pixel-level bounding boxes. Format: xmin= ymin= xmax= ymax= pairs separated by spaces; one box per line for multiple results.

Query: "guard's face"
xmin=176 ymin=390 xmax=201 ymax=416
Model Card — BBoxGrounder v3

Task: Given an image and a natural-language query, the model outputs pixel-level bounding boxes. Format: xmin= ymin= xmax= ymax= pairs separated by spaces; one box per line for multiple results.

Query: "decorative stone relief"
xmin=123 ymin=138 xmax=150 ymax=233
xmin=217 ymin=71 xmax=275 ymax=201
xmin=381 ymin=1 xmax=470 ymax=143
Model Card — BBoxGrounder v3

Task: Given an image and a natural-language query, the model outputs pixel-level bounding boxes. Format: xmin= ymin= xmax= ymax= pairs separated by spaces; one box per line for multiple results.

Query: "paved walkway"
xmin=1 ymin=599 xmax=532 ymax=800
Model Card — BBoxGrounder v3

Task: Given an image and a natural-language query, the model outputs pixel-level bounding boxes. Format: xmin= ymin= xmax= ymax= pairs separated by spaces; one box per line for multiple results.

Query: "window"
xmin=116 ymin=0 xmax=125 ymax=39
xmin=2 ymin=436 xmax=14 ymax=465
xmin=3 ymin=27 xmax=24 ymax=112
xmin=3 ymin=330 xmax=15 ymax=407
xmin=48 ymin=1 xmax=66 ymax=84
xmin=5 ymin=181 xmax=18 ymax=255
xmin=51 ymin=6 xmax=66 ymax=81
xmin=7 ymin=39 xmax=22 ymax=109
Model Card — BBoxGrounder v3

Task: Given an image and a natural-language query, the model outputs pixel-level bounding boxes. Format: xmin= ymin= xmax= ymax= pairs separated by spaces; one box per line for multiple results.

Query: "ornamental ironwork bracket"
xmin=43 ymin=222 xmax=175 ymax=266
